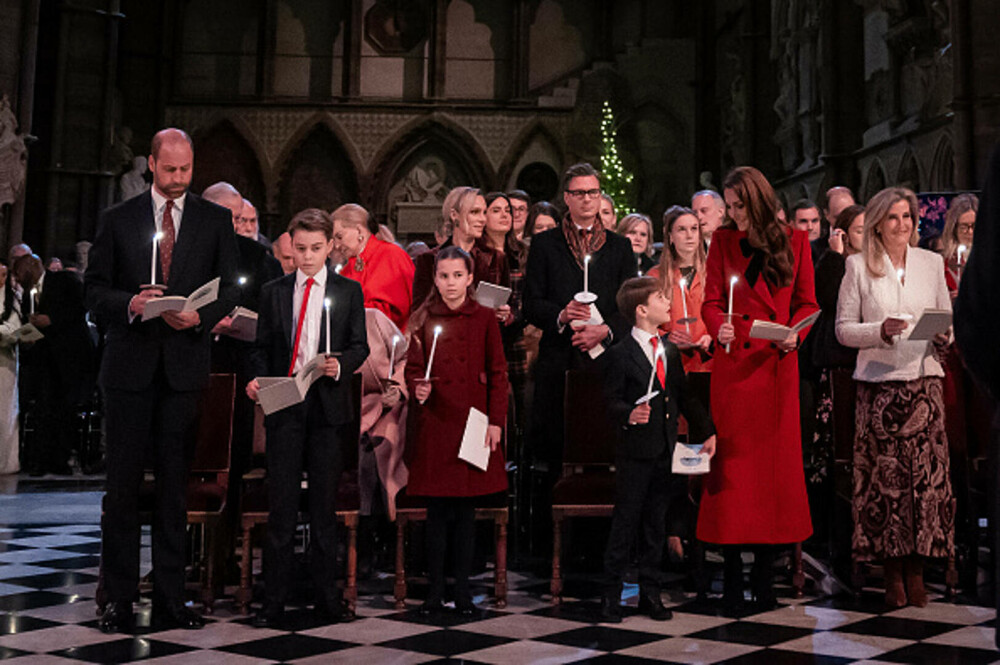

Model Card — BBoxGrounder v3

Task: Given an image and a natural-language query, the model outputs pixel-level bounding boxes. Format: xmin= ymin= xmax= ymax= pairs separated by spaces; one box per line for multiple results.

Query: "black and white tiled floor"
xmin=0 ymin=491 xmax=997 ymax=663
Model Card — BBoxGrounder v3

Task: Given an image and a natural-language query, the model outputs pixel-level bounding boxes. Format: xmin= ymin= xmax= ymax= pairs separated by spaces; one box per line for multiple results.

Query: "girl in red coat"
xmin=405 ymin=246 xmax=509 ymax=615
xmin=698 ymin=166 xmax=818 ymax=615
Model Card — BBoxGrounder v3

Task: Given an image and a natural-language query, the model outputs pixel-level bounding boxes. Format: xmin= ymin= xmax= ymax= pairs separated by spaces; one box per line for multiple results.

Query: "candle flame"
xmin=433 ymin=325 xmax=443 ymax=335
xmin=238 ymin=276 xmax=247 ymax=285
xmin=154 ymin=232 xmax=163 ymax=241
xmin=679 ymin=277 xmax=688 ymax=289
xmin=896 ymin=268 xmax=905 ymax=280
xmin=334 ymin=264 xmax=343 ymax=274
xmin=585 ymin=254 xmax=592 ymax=264
xmin=958 ymin=244 xmax=967 ymax=253
xmin=730 ymin=275 xmax=738 ymax=285
xmin=392 ymin=334 xmax=401 ymax=345
xmin=324 ymin=298 xmax=332 ymax=308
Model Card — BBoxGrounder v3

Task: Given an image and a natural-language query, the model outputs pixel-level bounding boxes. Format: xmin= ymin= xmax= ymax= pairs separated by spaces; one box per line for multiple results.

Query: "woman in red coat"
xmin=405 ymin=246 xmax=509 ymax=615
xmin=698 ymin=166 xmax=818 ymax=614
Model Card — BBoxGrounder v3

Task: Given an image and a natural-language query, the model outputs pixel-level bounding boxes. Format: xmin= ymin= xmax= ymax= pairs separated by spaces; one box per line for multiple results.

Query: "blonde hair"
xmin=861 ymin=187 xmax=920 ymax=278
xmin=441 ymin=186 xmax=483 ymax=230
xmin=331 ymin=203 xmax=374 ymax=233
xmin=941 ymin=193 xmax=979 ymax=261
xmin=616 ymin=213 xmax=654 ymax=257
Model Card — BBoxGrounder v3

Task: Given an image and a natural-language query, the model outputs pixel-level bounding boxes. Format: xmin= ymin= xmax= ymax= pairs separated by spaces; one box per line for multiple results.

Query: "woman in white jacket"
xmin=836 ymin=186 xmax=953 ymax=609
xmin=0 ymin=261 xmax=23 ymax=474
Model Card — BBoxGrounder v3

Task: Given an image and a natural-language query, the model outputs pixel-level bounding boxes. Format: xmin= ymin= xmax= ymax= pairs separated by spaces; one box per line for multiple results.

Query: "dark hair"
xmin=524 ymin=201 xmax=561 ymax=238
xmin=560 ymin=162 xmax=600 ymax=195
xmin=0 ymin=261 xmax=12 ymax=325
xmin=409 ymin=246 xmax=475 ymax=331
xmin=616 ymin=276 xmax=662 ymax=327
xmin=722 ymin=166 xmax=793 ymax=288
xmin=506 ymin=189 xmax=531 ymax=204
xmin=287 ymin=208 xmax=333 ymax=240
xmin=791 ymin=199 xmax=819 ymax=217
xmin=483 ymin=192 xmax=527 ymax=266
xmin=834 ymin=204 xmax=865 ymax=234
xmin=12 ymin=253 xmax=43 ymax=290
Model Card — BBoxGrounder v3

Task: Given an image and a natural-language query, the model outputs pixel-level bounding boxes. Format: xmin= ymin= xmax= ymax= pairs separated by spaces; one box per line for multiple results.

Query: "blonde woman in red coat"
xmin=698 ymin=167 xmax=819 ymax=615
xmin=405 ymin=246 xmax=509 ymax=616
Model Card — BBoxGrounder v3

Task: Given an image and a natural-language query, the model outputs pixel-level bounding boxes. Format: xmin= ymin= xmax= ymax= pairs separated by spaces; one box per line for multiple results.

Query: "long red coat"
xmin=340 ymin=236 xmax=415 ymax=332
xmin=697 ymin=227 xmax=818 ymax=544
xmin=405 ymin=298 xmax=509 ymax=497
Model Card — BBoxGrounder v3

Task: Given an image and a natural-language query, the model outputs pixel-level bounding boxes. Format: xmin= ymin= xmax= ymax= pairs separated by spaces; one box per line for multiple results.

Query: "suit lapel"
xmin=625 ymin=335 xmax=653 ymax=379
xmin=730 ymin=240 xmax=777 ymax=314
xmin=280 ymin=276 xmax=295 ymax=351
xmin=132 ymin=192 xmax=157 ymax=284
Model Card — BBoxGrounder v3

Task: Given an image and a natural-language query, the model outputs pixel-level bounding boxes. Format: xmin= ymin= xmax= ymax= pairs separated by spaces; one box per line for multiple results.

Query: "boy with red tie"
xmin=247 ymin=209 xmax=369 ymax=627
xmin=601 ymin=276 xmax=716 ymax=623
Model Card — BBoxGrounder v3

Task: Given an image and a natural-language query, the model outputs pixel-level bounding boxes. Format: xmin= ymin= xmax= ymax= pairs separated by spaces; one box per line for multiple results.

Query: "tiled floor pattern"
xmin=0 ymin=522 xmax=995 ymax=663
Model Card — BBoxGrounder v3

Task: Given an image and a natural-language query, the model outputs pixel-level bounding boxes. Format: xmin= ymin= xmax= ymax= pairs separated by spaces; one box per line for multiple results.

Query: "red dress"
xmin=697 ymin=227 xmax=818 ymax=545
xmin=405 ymin=298 xmax=509 ymax=497
xmin=340 ymin=236 xmax=415 ymax=331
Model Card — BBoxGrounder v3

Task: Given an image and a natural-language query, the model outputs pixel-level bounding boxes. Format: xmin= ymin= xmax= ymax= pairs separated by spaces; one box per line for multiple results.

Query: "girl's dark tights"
xmin=425 ymin=497 xmax=476 ymax=602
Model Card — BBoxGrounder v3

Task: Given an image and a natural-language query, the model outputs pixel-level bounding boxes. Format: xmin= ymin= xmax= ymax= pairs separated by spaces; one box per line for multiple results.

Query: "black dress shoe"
xmin=152 ymin=601 xmax=205 ymax=629
xmin=252 ymin=603 xmax=284 ymax=629
xmin=417 ymin=597 xmax=444 ymax=616
xmin=638 ymin=592 xmax=673 ymax=621
xmin=599 ymin=595 xmax=623 ymax=624
xmin=455 ymin=598 xmax=476 ymax=617
xmin=99 ymin=601 xmax=133 ymax=634
xmin=315 ymin=598 xmax=356 ymax=624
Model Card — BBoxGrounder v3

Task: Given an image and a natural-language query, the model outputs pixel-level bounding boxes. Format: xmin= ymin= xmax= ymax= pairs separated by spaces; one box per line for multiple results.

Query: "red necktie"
xmin=160 ymin=200 xmax=176 ymax=283
xmin=649 ymin=336 xmax=666 ymax=389
xmin=288 ymin=277 xmax=314 ymax=376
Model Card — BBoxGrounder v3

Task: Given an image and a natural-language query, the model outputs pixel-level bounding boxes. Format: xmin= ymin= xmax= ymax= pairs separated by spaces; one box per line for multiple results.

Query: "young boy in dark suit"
xmin=601 ymin=276 xmax=716 ymax=623
xmin=247 ymin=208 xmax=369 ymax=627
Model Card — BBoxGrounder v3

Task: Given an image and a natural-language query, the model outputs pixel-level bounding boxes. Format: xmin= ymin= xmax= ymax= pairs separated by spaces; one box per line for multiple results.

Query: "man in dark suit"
xmin=522 ymin=163 xmax=635 ymax=476
xmin=601 ymin=277 xmax=716 ymax=623
xmin=85 ymin=128 xmax=239 ymax=633
xmin=17 ymin=254 xmax=96 ymax=476
xmin=246 ymin=208 xmax=369 ymax=627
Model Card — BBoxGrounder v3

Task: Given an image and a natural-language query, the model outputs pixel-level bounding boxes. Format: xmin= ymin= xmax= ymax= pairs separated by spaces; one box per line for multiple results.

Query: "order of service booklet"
xmin=748 ymin=309 xmax=821 ymax=341
xmin=142 ymin=277 xmax=221 ymax=322
xmin=256 ymin=354 xmax=328 ymax=416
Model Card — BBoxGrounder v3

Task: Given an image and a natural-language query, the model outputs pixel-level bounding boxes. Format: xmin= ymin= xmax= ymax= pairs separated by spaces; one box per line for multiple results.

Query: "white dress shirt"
xmin=150 ymin=187 xmax=185 ymax=239
xmin=631 ymin=326 xmax=661 ymax=368
xmin=291 ymin=266 xmax=328 ymax=375
xmin=836 ymin=248 xmax=951 ymax=382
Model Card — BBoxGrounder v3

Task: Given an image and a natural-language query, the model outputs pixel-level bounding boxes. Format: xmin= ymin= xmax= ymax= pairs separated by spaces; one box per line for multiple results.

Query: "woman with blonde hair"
xmin=617 ymin=213 xmax=656 ymax=274
xmin=836 ymin=186 xmax=953 ymax=608
xmin=940 ymin=193 xmax=978 ymax=294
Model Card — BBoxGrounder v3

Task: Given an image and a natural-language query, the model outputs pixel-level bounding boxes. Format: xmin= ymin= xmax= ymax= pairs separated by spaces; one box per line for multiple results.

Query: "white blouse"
xmin=836 ymin=248 xmax=951 ymax=383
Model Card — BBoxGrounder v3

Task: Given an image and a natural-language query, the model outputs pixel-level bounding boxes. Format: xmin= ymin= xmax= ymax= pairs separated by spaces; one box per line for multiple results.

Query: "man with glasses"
xmin=523 ymin=163 xmax=634 ymax=546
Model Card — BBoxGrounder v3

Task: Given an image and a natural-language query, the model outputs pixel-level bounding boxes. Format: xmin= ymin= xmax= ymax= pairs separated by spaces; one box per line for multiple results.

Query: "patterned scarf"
xmin=561 ymin=213 xmax=607 ymax=270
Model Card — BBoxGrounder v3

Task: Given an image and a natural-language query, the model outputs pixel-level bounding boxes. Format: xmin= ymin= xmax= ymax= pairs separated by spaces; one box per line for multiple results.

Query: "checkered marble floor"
xmin=0 ymin=518 xmax=995 ymax=665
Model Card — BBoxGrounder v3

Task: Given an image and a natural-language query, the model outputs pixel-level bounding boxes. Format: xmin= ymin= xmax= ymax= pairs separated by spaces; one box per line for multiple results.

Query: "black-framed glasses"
xmin=566 ymin=188 xmax=602 ymax=200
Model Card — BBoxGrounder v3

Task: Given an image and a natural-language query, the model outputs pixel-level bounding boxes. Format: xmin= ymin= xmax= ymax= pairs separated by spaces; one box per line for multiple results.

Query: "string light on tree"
xmin=599 ymin=100 xmax=635 ymax=215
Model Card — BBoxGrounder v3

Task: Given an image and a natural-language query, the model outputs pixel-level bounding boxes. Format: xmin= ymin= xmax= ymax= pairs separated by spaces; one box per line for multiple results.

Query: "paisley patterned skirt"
xmin=852 ymin=377 xmax=955 ymax=562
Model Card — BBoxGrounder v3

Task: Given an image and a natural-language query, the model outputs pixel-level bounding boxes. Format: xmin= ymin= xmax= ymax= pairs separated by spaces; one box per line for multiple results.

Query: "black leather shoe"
xmin=418 ymin=597 xmax=444 ymax=616
xmin=455 ymin=598 xmax=476 ymax=617
xmin=152 ymin=601 xmax=205 ymax=629
xmin=252 ymin=603 xmax=284 ymax=629
xmin=315 ymin=598 xmax=356 ymax=624
xmin=599 ymin=595 xmax=623 ymax=624
xmin=99 ymin=601 xmax=133 ymax=634
xmin=638 ymin=592 xmax=673 ymax=621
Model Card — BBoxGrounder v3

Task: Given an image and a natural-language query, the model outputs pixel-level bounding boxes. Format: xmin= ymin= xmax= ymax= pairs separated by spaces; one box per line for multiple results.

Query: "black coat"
xmin=250 ymin=270 xmax=369 ymax=426
xmin=85 ymin=190 xmax=240 ymax=392
xmin=603 ymin=334 xmax=714 ymax=460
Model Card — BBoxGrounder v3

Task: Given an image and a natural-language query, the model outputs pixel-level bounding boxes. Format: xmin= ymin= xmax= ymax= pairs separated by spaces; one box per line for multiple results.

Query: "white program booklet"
xmin=226 ymin=307 xmax=258 ymax=342
xmin=671 ymin=441 xmax=710 ymax=475
xmin=256 ymin=355 xmax=328 ymax=415
xmin=749 ymin=309 xmax=821 ymax=341
xmin=907 ymin=309 xmax=952 ymax=341
xmin=474 ymin=281 xmax=512 ymax=309
xmin=458 ymin=407 xmax=491 ymax=471
xmin=10 ymin=323 xmax=43 ymax=343
xmin=142 ymin=277 xmax=221 ymax=321
xmin=569 ymin=304 xmax=607 ymax=359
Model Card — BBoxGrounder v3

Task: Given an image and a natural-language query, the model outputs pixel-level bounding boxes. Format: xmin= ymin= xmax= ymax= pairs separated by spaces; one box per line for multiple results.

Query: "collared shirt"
xmin=291 ymin=265 xmax=328 ymax=375
xmin=631 ymin=326 xmax=661 ymax=368
xmin=150 ymin=187 xmax=186 ymax=239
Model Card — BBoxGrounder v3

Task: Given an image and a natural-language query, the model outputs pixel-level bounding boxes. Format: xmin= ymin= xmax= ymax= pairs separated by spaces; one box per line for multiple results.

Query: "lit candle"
xmin=957 ymin=244 xmax=967 ymax=280
xmin=324 ymin=298 xmax=331 ymax=356
xmin=150 ymin=232 xmax=162 ymax=285
xmin=679 ymin=276 xmax=690 ymax=333
xmin=726 ymin=275 xmax=738 ymax=353
xmin=896 ymin=267 xmax=905 ymax=314
xmin=334 ymin=264 xmax=343 ymax=275
xmin=424 ymin=325 xmax=442 ymax=381
xmin=584 ymin=254 xmax=591 ymax=293
xmin=29 ymin=288 xmax=37 ymax=317
xmin=238 ymin=276 xmax=247 ymax=286
xmin=388 ymin=334 xmax=400 ymax=380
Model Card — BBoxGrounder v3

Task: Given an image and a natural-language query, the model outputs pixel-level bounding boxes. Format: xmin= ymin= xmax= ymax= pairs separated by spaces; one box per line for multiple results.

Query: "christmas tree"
xmin=599 ymin=100 xmax=635 ymax=215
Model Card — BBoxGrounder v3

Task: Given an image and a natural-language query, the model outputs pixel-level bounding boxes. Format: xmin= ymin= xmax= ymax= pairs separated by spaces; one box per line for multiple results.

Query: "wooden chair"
xmin=392 ymin=489 xmax=509 ymax=609
xmin=550 ymin=369 xmax=617 ymax=603
xmin=236 ymin=374 xmax=363 ymax=614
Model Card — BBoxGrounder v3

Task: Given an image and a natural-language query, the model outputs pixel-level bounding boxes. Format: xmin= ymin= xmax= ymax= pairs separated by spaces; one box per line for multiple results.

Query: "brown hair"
xmin=524 ymin=201 xmax=560 ymax=238
xmin=560 ymin=162 xmax=601 ymax=194
xmin=941 ymin=192 xmax=979 ymax=261
xmin=150 ymin=128 xmax=193 ymax=159
xmin=287 ymin=208 xmax=333 ymax=240
xmin=408 ymin=246 xmax=475 ymax=331
xmin=616 ymin=276 xmax=663 ymax=327
xmin=861 ymin=187 xmax=920 ymax=278
xmin=656 ymin=205 xmax=706 ymax=292
xmin=722 ymin=166 xmax=793 ymax=288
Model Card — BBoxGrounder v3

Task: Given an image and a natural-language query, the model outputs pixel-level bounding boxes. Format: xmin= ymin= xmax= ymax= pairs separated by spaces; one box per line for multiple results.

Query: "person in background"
xmin=273 ymin=232 xmax=296 ymax=275
xmin=836 ymin=186 xmax=953 ymax=608
xmin=812 ymin=204 xmax=864 ymax=373
xmin=0 ymin=260 xmax=22 ymax=475
xmin=692 ymin=189 xmax=726 ymax=248
xmin=617 ymin=213 xmax=656 ymax=274
xmin=824 ymin=186 xmax=856 ymax=229
xmin=940 ymin=193 xmax=978 ymax=295
xmin=507 ymin=189 xmax=531 ymax=241
xmin=599 ymin=193 xmax=617 ymax=230
xmin=240 ymin=199 xmax=272 ymax=251
xmin=523 ymin=202 xmax=560 ymax=245
xmin=699 ymin=166 xmax=818 ymax=615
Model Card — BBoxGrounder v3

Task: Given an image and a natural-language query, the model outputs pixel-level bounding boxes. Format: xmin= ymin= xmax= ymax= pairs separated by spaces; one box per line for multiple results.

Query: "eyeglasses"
xmin=566 ymin=189 xmax=602 ymax=200
xmin=958 ymin=222 xmax=975 ymax=232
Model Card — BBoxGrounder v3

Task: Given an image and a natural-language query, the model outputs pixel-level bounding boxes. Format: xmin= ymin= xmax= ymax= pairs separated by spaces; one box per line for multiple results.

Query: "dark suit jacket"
xmin=250 ymin=270 xmax=369 ymax=426
xmin=523 ymin=226 xmax=635 ymax=360
xmin=85 ymin=190 xmax=240 ymax=392
xmin=234 ymin=234 xmax=282 ymax=312
xmin=603 ymin=334 xmax=714 ymax=460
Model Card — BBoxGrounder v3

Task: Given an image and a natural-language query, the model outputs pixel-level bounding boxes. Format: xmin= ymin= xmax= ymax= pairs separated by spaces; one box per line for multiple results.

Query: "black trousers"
xmin=263 ymin=390 xmax=345 ymax=607
xmin=425 ymin=496 xmax=476 ymax=602
xmin=19 ymin=358 xmax=77 ymax=471
xmin=101 ymin=367 xmax=200 ymax=605
xmin=604 ymin=453 xmax=675 ymax=594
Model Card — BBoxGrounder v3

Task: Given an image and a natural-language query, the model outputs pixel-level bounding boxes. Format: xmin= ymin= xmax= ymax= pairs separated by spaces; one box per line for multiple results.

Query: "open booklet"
xmin=223 ymin=307 xmax=258 ymax=342
xmin=8 ymin=323 xmax=43 ymax=344
xmin=256 ymin=354 xmax=328 ymax=416
xmin=749 ymin=309 xmax=821 ymax=341
xmin=907 ymin=308 xmax=952 ymax=341
xmin=474 ymin=281 xmax=512 ymax=309
xmin=142 ymin=277 xmax=220 ymax=322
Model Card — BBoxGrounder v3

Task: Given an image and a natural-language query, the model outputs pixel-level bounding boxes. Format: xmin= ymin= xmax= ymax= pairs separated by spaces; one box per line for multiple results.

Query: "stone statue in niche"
xmin=773 ymin=44 xmax=800 ymax=172
xmin=119 ymin=155 xmax=150 ymax=202
xmin=388 ymin=155 xmax=454 ymax=237
xmin=109 ymin=126 xmax=135 ymax=175
xmin=0 ymin=95 xmax=27 ymax=207
xmin=401 ymin=156 xmax=448 ymax=203
xmin=364 ymin=0 xmax=428 ymax=55
xmin=721 ymin=52 xmax=747 ymax=167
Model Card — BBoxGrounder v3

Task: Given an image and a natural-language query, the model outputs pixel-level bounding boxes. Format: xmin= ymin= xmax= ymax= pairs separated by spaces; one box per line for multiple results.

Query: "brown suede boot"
xmin=905 ymin=556 xmax=928 ymax=608
xmin=883 ymin=558 xmax=907 ymax=608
